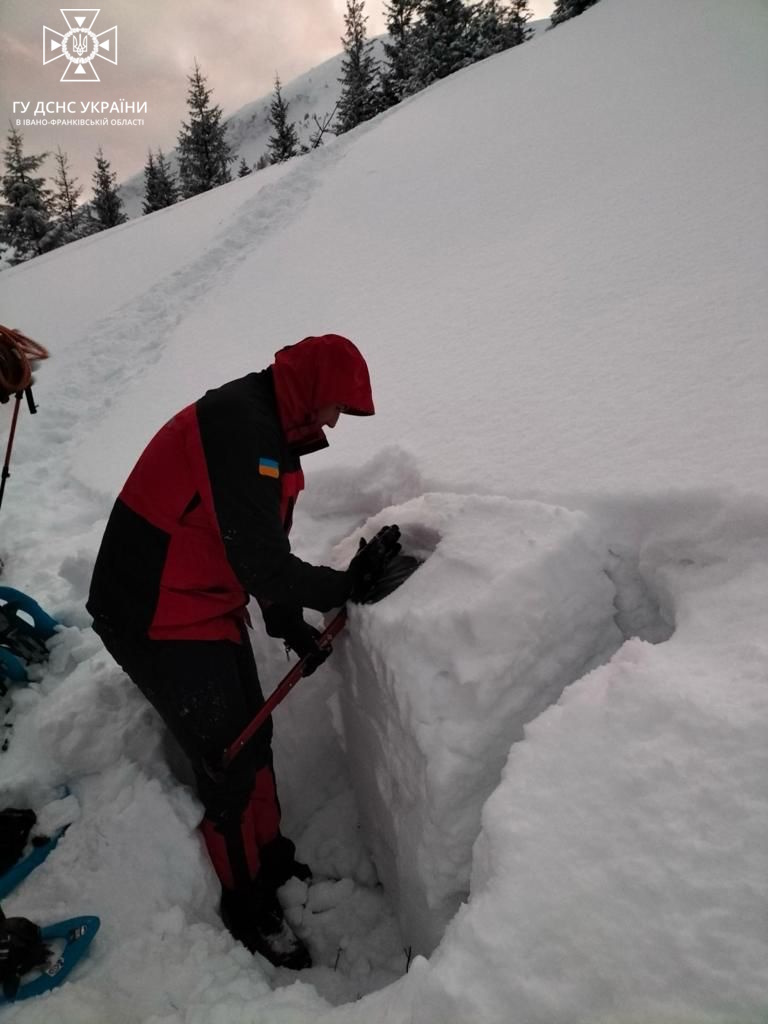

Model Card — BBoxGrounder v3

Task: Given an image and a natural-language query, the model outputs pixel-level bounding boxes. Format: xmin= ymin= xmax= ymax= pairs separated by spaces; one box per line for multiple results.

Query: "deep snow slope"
xmin=0 ymin=0 xmax=766 ymax=1022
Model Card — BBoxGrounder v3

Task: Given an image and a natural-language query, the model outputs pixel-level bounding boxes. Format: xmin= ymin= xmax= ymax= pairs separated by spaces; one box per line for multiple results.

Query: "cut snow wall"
xmin=336 ymin=494 xmax=621 ymax=954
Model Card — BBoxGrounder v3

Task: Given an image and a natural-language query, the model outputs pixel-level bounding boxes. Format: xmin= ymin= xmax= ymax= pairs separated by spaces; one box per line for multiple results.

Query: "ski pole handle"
xmin=222 ymin=607 xmax=348 ymax=768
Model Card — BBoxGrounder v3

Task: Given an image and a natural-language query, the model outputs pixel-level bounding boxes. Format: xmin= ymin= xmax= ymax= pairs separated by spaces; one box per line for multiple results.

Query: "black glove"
xmin=290 ymin=623 xmax=332 ymax=677
xmin=347 ymin=525 xmax=402 ymax=603
xmin=261 ymin=604 xmax=332 ymax=677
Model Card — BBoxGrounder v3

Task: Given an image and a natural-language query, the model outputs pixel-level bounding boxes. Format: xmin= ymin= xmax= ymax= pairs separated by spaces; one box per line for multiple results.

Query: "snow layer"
xmin=0 ymin=0 xmax=766 ymax=1021
xmin=336 ymin=494 xmax=621 ymax=953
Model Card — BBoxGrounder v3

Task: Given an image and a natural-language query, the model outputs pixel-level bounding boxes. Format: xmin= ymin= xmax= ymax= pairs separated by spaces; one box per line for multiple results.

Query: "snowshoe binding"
xmin=0 ymin=913 xmax=100 ymax=1003
xmin=0 ymin=587 xmax=58 ymax=665
xmin=0 ymin=806 xmax=66 ymax=900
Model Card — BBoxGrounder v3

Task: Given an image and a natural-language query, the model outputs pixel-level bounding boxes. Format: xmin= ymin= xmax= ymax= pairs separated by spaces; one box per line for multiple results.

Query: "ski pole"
xmin=0 ymin=393 xmax=23 ymax=513
xmin=222 ymin=607 xmax=348 ymax=768
xmin=0 ymin=387 xmax=37 ymax=515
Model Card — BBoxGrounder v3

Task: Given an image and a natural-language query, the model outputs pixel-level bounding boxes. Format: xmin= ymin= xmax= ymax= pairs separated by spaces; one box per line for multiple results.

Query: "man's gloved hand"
xmin=347 ymin=525 xmax=402 ymax=603
xmin=261 ymin=604 xmax=332 ymax=677
xmin=289 ymin=622 xmax=332 ymax=677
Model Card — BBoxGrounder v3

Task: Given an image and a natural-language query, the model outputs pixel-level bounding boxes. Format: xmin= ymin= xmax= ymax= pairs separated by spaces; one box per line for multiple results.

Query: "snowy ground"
xmin=0 ymin=0 xmax=766 ymax=1021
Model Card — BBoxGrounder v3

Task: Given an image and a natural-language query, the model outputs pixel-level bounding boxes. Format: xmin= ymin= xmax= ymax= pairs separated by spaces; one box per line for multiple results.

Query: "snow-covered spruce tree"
xmin=471 ymin=0 xmax=533 ymax=60
xmin=237 ymin=157 xmax=252 ymax=177
xmin=154 ymin=150 xmax=180 ymax=209
xmin=0 ymin=207 xmax=10 ymax=261
xmin=142 ymin=150 xmax=158 ymax=214
xmin=267 ymin=75 xmax=300 ymax=163
xmin=177 ymin=60 xmax=234 ymax=198
xmin=1 ymin=126 xmax=63 ymax=263
xmin=549 ymin=0 xmax=601 ymax=28
xmin=407 ymin=0 xmax=476 ymax=93
xmin=51 ymin=146 xmax=84 ymax=240
xmin=143 ymin=149 xmax=179 ymax=214
xmin=336 ymin=0 xmax=382 ymax=134
xmin=381 ymin=0 xmax=420 ymax=107
xmin=90 ymin=147 xmax=127 ymax=230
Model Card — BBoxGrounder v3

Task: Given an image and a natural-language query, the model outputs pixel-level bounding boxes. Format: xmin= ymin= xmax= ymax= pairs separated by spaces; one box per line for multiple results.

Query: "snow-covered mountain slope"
xmin=117 ymin=23 xmax=550 ymax=221
xmin=118 ymin=40 xmax=387 ymax=219
xmin=0 ymin=1 xmax=766 ymax=1021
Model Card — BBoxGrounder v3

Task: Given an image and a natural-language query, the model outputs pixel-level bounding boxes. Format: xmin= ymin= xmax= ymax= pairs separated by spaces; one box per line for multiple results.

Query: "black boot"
xmin=259 ymin=834 xmax=312 ymax=889
xmin=0 ymin=915 xmax=51 ymax=1000
xmin=220 ymin=885 xmax=311 ymax=970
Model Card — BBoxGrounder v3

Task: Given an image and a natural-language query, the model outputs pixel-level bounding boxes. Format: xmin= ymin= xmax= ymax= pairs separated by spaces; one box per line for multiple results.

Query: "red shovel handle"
xmin=223 ymin=607 xmax=348 ymax=768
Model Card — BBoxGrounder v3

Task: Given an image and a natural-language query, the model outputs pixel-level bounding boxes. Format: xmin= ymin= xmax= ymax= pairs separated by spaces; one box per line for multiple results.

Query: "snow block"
xmin=337 ymin=494 xmax=621 ymax=954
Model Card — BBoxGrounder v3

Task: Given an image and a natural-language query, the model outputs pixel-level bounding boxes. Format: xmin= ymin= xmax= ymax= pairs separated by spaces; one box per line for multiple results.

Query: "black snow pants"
xmin=93 ymin=620 xmax=296 ymax=897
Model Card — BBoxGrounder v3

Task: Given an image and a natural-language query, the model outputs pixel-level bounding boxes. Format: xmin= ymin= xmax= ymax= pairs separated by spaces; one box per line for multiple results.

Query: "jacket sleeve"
xmin=195 ymin=382 xmax=349 ymax=611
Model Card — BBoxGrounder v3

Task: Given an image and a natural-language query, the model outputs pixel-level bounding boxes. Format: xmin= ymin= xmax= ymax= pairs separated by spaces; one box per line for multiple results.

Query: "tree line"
xmin=0 ymin=0 xmax=599 ymax=266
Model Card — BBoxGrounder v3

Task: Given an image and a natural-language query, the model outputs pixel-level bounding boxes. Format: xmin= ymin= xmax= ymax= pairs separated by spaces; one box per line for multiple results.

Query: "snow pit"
xmin=334 ymin=493 xmax=622 ymax=954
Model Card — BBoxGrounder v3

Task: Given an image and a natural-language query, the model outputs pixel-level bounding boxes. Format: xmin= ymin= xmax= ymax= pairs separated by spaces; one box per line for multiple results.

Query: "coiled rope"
xmin=0 ymin=327 xmax=48 ymax=403
xmin=0 ymin=326 xmax=49 ymax=516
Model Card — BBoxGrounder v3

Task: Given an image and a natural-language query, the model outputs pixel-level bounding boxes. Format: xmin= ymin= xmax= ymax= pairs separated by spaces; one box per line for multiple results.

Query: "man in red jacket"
xmin=88 ymin=335 xmax=379 ymax=969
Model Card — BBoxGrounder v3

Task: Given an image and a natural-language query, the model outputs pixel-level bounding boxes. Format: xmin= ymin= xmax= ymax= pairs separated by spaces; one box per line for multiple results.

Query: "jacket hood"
xmin=272 ymin=334 xmax=374 ymax=455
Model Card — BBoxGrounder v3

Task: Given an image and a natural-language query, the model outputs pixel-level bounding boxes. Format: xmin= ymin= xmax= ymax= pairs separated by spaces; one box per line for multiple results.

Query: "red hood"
xmin=272 ymin=335 xmax=374 ymax=454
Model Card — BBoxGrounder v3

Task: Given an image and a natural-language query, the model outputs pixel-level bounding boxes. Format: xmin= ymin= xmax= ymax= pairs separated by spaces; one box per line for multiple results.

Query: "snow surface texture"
xmin=0 ymin=0 xmax=766 ymax=1021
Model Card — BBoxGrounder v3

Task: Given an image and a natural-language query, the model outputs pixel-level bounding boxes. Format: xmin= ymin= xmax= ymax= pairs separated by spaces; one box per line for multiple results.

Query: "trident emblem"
xmin=72 ymin=33 xmax=89 ymax=57
xmin=43 ymin=9 xmax=118 ymax=83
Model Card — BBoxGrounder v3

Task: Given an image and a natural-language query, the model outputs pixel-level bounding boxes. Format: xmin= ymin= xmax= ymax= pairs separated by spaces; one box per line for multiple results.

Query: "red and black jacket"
xmin=87 ymin=335 xmax=374 ymax=643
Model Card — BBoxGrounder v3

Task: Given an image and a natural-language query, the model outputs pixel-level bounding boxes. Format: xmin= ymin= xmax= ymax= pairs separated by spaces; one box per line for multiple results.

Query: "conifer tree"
xmin=508 ymin=0 xmax=534 ymax=43
xmin=381 ymin=0 xmax=420 ymax=106
xmin=154 ymin=150 xmax=179 ymax=209
xmin=90 ymin=147 xmax=127 ymax=230
xmin=143 ymin=149 xmax=179 ymax=214
xmin=407 ymin=0 xmax=476 ymax=93
xmin=471 ymin=0 xmax=533 ymax=60
xmin=549 ymin=0 xmax=600 ymax=28
xmin=177 ymin=60 xmax=234 ymax=197
xmin=142 ymin=150 xmax=158 ymax=214
xmin=1 ymin=126 xmax=62 ymax=262
xmin=237 ymin=157 xmax=252 ymax=177
xmin=336 ymin=0 xmax=381 ymax=134
xmin=51 ymin=146 xmax=83 ymax=238
xmin=267 ymin=75 xmax=299 ymax=163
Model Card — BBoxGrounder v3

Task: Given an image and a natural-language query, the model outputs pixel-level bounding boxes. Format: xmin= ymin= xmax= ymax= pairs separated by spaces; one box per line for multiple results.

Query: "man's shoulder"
xmin=198 ymin=370 xmax=278 ymax=428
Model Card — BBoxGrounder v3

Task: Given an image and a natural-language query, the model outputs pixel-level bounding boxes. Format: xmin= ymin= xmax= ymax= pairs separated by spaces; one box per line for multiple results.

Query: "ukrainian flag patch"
xmin=259 ymin=457 xmax=280 ymax=479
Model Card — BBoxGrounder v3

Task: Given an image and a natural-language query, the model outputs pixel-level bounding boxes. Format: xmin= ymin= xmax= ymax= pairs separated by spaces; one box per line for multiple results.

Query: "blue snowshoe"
xmin=0 ymin=646 xmax=27 ymax=688
xmin=0 ymin=911 xmax=100 ymax=1002
xmin=0 ymin=587 xmax=58 ymax=666
xmin=0 ymin=806 xmax=66 ymax=900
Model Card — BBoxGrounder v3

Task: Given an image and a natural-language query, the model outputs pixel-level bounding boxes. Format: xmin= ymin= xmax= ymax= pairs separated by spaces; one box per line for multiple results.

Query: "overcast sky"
xmin=1 ymin=0 xmax=553 ymax=190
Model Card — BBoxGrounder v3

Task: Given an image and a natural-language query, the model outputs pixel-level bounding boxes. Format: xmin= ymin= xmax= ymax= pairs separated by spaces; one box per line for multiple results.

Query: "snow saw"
xmin=222 ymin=525 xmax=420 ymax=769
